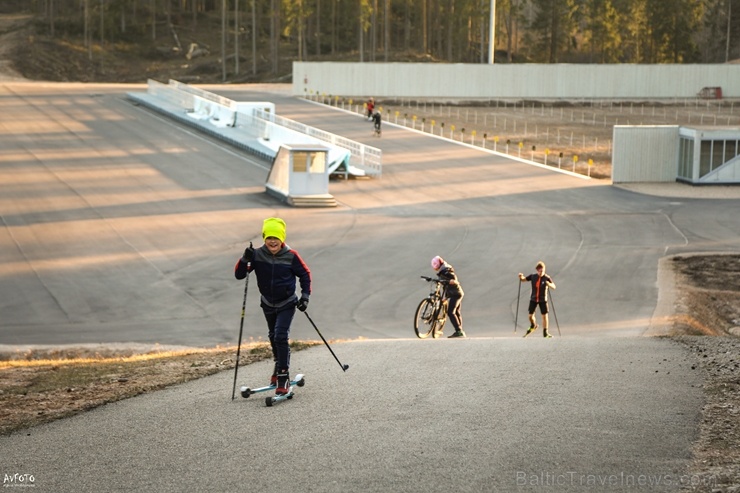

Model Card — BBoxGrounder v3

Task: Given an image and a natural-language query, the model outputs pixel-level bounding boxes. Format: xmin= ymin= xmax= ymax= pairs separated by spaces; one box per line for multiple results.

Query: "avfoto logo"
xmin=3 ymin=473 xmax=36 ymax=488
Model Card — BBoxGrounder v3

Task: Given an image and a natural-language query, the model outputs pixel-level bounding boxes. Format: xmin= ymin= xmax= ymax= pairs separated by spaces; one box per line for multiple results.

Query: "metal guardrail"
xmin=168 ymin=80 xmax=234 ymax=109
xmin=254 ymin=109 xmax=382 ymax=177
xmin=147 ymin=79 xmax=194 ymax=110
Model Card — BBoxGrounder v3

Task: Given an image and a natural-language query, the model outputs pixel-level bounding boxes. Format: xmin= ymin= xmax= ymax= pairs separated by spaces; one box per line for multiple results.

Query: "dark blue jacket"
xmin=235 ymin=244 xmax=311 ymax=309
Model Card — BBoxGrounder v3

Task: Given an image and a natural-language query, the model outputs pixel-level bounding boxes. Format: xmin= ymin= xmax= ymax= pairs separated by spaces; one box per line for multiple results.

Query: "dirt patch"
xmin=671 ymin=254 xmax=740 ymax=336
xmin=0 ymin=341 xmax=317 ymax=436
xmin=665 ymin=254 xmax=740 ymax=491
xmin=0 ymin=13 xmax=30 ymax=81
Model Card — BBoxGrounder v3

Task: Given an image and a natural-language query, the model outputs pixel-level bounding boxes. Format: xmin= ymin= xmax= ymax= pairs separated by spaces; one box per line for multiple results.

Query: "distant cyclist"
xmin=431 ymin=256 xmax=466 ymax=338
xmin=372 ymin=110 xmax=382 ymax=136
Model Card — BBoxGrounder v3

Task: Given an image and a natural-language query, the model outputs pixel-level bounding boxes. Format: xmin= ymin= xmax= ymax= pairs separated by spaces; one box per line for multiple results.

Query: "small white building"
xmin=612 ymin=125 xmax=740 ymax=185
xmin=265 ymin=144 xmax=337 ymax=207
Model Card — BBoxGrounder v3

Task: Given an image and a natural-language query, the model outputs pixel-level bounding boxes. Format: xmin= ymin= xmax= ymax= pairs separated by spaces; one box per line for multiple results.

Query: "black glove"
xmin=296 ymin=297 xmax=309 ymax=312
xmin=242 ymin=243 xmax=254 ymax=263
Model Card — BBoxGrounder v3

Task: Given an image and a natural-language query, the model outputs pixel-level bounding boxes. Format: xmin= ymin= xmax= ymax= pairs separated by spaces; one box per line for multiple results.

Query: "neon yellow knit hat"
xmin=262 ymin=217 xmax=286 ymax=242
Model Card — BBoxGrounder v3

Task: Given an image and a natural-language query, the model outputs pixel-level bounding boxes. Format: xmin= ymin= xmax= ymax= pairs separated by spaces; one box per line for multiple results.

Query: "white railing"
xmin=147 ymin=79 xmax=194 ymax=110
xmin=253 ymin=109 xmax=382 ymax=177
xmin=168 ymin=80 xmax=234 ymax=109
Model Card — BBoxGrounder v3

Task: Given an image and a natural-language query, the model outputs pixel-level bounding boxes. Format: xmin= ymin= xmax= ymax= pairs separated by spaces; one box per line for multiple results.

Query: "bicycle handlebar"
xmin=420 ymin=275 xmax=449 ymax=284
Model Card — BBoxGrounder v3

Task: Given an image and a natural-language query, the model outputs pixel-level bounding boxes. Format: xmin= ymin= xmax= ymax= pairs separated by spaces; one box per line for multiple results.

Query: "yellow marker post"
xmin=588 ymin=158 xmax=594 ymax=177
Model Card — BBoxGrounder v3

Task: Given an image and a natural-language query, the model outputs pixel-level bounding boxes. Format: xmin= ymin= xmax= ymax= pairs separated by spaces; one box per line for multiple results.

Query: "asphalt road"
xmin=1 ymin=338 xmax=704 ymax=492
xmin=1 ymin=82 xmax=738 ymax=491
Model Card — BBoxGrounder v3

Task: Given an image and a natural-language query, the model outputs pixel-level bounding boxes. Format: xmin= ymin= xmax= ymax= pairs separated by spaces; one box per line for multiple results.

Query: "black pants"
xmin=262 ymin=304 xmax=296 ymax=371
xmin=446 ymin=294 xmax=463 ymax=332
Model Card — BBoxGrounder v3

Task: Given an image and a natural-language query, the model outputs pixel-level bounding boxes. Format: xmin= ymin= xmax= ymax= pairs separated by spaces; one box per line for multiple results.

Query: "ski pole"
xmin=549 ymin=291 xmax=561 ymax=337
xmin=231 ymin=248 xmax=252 ymax=400
xmin=514 ymin=280 xmax=522 ymax=333
xmin=303 ymin=311 xmax=349 ymax=372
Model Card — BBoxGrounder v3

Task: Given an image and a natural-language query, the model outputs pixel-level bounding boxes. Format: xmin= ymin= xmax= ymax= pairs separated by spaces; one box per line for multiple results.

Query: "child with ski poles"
xmin=235 ymin=218 xmax=312 ymax=395
xmin=372 ymin=110 xmax=382 ymax=136
xmin=431 ymin=256 xmax=466 ymax=338
xmin=518 ymin=261 xmax=556 ymax=338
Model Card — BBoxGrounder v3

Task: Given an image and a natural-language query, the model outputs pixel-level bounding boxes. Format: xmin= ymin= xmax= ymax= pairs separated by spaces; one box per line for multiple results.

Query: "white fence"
xmin=255 ymin=109 xmax=382 ymax=176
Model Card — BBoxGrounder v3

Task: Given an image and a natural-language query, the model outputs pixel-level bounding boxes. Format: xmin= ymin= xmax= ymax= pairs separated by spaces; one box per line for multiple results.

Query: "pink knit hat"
xmin=431 ymin=256 xmax=443 ymax=270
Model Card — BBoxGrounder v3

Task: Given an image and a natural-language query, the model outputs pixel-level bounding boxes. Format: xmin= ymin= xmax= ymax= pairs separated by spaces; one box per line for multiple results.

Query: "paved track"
xmin=1 ymin=339 xmax=704 ymax=492
xmin=2 ymin=83 xmax=739 ymax=345
xmin=1 ymin=83 xmax=738 ymax=491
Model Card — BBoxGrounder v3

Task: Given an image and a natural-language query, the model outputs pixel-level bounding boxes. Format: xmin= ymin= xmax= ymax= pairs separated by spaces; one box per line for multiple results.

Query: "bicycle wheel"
xmin=432 ymin=300 xmax=448 ymax=338
xmin=414 ymin=298 xmax=436 ymax=338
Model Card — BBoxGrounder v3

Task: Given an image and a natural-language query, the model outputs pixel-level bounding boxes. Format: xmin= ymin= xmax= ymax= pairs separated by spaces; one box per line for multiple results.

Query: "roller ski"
xmin=523 ymin=324 xmax=538 ymax=337
xmin=240 ymin=372 xmax=305 ymax=407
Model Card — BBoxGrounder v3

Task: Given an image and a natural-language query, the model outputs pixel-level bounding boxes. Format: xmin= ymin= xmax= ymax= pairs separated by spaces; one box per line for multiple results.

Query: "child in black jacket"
xmin=235 ymin=218 xmax=311 ymax=395
xmin=431 ymin=256 xmax=466 ymax=338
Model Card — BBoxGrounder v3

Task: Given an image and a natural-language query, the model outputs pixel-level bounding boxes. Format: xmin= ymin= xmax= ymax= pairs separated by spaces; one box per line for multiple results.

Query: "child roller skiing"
xmin=372 ymin=110 xmax=382 ymax=137
xmin=234 ymin=218 xmax=311 ymax=396
xmin=518 ymin=261 xmax=556 ymax=338
xmin=431 ymin=256 xmax=466 ymax=338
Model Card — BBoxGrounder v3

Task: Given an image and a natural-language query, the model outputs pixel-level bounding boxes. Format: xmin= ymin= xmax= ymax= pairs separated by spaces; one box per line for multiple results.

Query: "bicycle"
xmin=414 ymin=276 xmax=449 ymax=338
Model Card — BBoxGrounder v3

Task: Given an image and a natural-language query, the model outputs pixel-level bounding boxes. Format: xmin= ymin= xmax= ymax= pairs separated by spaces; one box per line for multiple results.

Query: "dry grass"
xmin=0 ymin=341 xmax=318 ymax=436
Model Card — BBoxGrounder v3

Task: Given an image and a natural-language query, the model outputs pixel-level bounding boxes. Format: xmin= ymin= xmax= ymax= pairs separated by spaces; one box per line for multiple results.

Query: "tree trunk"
xmin=235 ymin=0 xmax=240 ymax=74
xmin=271 ymin=0 xmax=279 ymax=74
xmin=100 ymin=0 xmax=105 ymax=45
xmin=316 ymin=0 xmax=321 ymax=57
xmin=384 ymin=0 xmax=389 ymax=61
xmin=221 ymin=0 xmax=226 ymax=81
xmin=252 ymin=0 xmax=257 ymax=74
xmin=359 ymin=0 xmax=364 ymax=62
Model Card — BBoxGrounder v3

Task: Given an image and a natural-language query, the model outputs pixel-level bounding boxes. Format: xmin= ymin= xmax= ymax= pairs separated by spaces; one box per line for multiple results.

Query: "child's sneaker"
xmin=543 ymin=329 xmax=553 ymax=338
xmin=448 ymin=330 xmax=466 ymax=338
xmin=275 ymin=370 xmax=290 ymax=395
xmin=270 ymin=373 xmax=277 ymax=386
xmin=524 ymin=324 xmax=538 ymax=337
